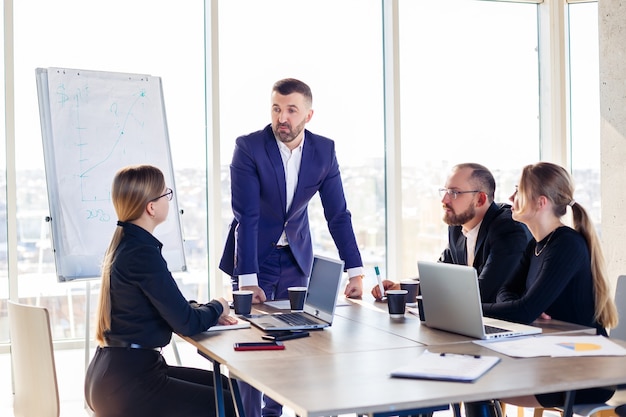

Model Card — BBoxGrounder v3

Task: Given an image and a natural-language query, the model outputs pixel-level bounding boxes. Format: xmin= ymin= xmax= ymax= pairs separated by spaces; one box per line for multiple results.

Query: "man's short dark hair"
xmin=272 ymin=78 xmax=313 ymax=106
xmin=455 ymin=163 xmax=496 ymax=202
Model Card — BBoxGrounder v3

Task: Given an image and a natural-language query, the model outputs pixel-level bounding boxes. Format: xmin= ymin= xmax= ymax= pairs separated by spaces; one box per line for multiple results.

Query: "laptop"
xmin=243 ymin=255 xmax=345 ymax=331
xmin=417 ymin=261 xmax=542 ymax=340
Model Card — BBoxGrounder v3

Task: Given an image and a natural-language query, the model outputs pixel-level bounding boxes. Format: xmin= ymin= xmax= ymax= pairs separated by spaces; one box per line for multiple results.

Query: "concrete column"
xmin=599 ymin=1 xmax=626 ymax=284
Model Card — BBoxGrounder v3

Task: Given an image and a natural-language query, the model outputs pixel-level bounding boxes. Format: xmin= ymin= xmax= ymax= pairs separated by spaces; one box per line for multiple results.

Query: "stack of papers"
xmin=390 ymin=349 xmax=500 ymax=382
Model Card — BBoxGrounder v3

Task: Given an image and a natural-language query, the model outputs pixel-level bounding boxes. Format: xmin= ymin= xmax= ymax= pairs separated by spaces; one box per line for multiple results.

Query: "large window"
xmin=0 ymin=0 xmax=602 ymax=347
xmin=569 ymin=2 xmax=601 ymax=233
xmin=7 ymin=0 xmax=208 ymax=343
xmin=0 ymin=8 xmax=6 ymax=344
xmin=397 ymin=0 xmax=540 ymax=279
xmin=217 ymin=0 xmax=386 ymax=291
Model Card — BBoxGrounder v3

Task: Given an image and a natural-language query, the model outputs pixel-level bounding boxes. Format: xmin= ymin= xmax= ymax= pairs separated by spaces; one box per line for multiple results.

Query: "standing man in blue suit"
xmin=220 ymin=78 xmax=364 ymax=417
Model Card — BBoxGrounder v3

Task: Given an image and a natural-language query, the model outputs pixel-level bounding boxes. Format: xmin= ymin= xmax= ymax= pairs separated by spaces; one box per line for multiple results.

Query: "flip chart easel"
xmin=36 ymin=67 xmax=186 ymax=282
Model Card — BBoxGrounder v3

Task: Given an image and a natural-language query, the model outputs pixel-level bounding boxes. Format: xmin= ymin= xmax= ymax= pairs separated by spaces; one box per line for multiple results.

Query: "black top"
xmin=105 ymin=222 xmax=223 ymax=348
xmin=483 ymin=226 xmax=605 ymax=335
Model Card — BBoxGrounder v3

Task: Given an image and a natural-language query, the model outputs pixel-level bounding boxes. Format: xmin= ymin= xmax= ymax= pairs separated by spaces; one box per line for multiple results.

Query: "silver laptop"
xmin=417 ymin=261 xmax=542 ymax=340
xmin=243 ymin=255 xmax=345 ymax=331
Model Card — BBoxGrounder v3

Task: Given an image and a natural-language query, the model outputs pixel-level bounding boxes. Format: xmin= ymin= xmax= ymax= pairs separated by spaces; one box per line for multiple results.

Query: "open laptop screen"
xmin=305 ymin=255 xmax=344 ymax=315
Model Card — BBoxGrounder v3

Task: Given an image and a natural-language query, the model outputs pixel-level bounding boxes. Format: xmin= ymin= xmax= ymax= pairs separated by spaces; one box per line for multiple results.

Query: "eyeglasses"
xmin=438 ymin=188 xmax=482 ymax=200
xmin=151 ymin=187 xmax=173 ymax=202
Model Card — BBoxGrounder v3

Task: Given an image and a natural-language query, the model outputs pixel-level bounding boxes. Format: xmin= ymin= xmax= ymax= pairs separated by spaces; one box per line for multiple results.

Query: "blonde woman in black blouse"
xmin=467 ymin=162 xmax=618 ymax=417
xmin=85 ymin=165 xmax=237 ymax=417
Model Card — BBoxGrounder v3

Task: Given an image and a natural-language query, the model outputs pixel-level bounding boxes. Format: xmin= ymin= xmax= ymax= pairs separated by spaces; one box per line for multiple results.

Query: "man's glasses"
xmin=438 ymin=188 xmax=481 ymax=200
xmin=151 ymin=187 xmax=173 ymax=202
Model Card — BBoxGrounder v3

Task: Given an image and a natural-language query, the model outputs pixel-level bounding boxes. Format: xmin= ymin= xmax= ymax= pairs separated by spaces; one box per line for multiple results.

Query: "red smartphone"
xmin=233 ymin=341 xmax=285 ymax=351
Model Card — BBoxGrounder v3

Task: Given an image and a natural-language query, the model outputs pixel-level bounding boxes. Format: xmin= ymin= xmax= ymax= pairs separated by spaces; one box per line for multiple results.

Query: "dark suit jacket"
xmin=439 ymin=202 xmax=531 ymax=302
xmin=220 ymin=124 xmax=362 ymax=279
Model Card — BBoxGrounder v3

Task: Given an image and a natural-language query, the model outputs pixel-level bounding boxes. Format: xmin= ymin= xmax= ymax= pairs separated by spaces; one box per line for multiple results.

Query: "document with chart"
xmin=474 ymin=335 xmax=626 ymax=358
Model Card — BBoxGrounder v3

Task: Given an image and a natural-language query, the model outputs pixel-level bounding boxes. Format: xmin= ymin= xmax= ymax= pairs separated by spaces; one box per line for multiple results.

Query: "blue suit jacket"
xmin=219 ymin=124 xmax=362 ymax=279
xmin=439 ymin=202 xmax=531 ymax=303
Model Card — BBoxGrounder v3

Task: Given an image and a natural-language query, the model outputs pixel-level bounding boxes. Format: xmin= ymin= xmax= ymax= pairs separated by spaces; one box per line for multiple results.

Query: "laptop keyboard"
xmin=276 ymin=313 xmax=319 ymax=326
xmin=484 ymin=324 xmax=509 ymax=334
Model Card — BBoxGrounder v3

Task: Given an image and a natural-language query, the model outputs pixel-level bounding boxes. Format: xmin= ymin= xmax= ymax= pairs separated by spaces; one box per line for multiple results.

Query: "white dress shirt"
xmin=276 ymin=137 xmax=304 ymax=245
xmin=238 ymin=137 xmax=304 ymax=288
xmin=239 ymin=134 xmax=363 ymax=287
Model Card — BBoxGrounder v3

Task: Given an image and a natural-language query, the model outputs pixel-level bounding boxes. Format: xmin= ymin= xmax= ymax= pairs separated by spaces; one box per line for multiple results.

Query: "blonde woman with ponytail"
xmin=474 ymin=162 xmax=618 ymax=412
xmin=85 ymin=165 xmax=237 ymax=417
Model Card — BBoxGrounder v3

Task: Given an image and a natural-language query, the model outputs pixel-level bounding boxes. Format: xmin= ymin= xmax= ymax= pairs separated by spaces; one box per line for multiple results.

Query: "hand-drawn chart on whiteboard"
xmin=36 ymin=67 xmax=186 ymax=281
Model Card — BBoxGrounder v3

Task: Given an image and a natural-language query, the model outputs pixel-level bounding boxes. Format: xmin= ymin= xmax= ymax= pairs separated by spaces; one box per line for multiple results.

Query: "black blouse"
xmin=483 ymin=226 xmax=605 ymax=335
xmin=105 ymin=221 xmax=223 ymax=347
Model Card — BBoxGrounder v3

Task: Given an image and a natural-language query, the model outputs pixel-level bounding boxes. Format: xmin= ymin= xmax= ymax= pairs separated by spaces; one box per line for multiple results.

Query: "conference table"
xmin=334 ymin=297 xmax=596 ymax=345
xmin=180 ymin=296 xmax=624 ymax=417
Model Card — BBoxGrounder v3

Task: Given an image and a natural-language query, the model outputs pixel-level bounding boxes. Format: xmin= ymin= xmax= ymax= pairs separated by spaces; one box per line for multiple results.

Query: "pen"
xmin=375 ymin=266 xmax=385 ymax=299
xmin=440 ymin=352 xmax=481 ymax=359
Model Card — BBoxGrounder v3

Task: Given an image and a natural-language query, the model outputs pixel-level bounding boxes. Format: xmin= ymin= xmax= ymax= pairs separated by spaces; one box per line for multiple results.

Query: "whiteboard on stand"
xmin=36 ymin=67 xmax=186 ymax=281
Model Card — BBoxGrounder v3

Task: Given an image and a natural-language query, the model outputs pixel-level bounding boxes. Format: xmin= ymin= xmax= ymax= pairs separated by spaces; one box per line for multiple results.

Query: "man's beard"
xmin=443 ymin=203 xmax=476 ymax=226
xmin=273 ymin=118 xmax=307 ymax=144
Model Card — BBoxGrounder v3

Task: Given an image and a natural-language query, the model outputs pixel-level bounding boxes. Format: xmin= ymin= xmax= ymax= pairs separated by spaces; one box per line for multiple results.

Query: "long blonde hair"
xmin=95 ymin=165 xmax=166 ymax=345
xmin=516 ymin=162 xmax=618 ymax=329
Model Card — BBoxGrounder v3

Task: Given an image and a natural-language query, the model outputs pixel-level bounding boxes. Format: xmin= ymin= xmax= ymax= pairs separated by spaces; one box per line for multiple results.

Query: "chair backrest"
xmin=611 ymin=275 xmax=626 ymax=341
xmin=8 ymin=301 xmax=60 ymax=417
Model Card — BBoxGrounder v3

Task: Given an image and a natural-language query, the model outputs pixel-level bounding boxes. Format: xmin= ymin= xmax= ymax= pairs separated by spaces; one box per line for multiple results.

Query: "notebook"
xmin=205 ymin=316 xmax=251 ymax=332
xmin=417 ymin=261 xmax=542 ymax=340
xmin=243 ymin=255 xmax=345 ymax=331
xmin=390 ymin=349 xmax=501 ymax=382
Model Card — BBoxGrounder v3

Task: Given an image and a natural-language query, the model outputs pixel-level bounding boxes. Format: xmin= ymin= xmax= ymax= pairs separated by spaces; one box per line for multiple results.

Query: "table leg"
xmin=451 ymin=403 xmax=462 ymax=417
xmin=228 ymin=376 xmax=247 ymax=417
xmin=561 ymin=391 xmax=576 ymax=417
xmin=370 ymin=404 xmax=449 ymax=417
xmin=198 ymin=349 xmax=226 ymax=417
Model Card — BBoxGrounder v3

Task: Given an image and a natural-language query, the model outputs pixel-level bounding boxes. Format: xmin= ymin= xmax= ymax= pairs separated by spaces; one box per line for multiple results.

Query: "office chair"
xmin=610 ymin=275 xmax=626 ymax=341
xmin=8 ymin=301 xmax=60 ymax=417
xmin=503 ymin=275 xmax=626 ymax=417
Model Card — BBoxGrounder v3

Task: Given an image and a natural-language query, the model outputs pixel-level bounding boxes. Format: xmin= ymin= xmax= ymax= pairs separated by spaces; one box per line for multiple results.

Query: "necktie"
xmin=458 ymin=234 xmax=467 ymax=266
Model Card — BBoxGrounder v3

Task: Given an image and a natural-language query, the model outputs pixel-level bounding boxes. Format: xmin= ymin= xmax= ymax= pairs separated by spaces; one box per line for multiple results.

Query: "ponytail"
xmin=570 ymin=202 xmax=618 ymax=329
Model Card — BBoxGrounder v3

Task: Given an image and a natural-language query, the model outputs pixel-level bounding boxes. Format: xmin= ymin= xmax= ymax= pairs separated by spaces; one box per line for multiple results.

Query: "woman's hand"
xmin=217 ymin=315 xmax=239 ymax=325
xmin=216 ymin=297 xmax=238 ymax=326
